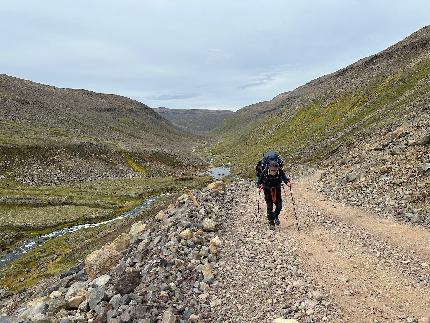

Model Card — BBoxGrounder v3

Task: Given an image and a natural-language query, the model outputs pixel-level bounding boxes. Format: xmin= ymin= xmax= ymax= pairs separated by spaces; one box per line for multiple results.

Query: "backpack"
xmin=261 ymin=151 xmax=284 ymax=171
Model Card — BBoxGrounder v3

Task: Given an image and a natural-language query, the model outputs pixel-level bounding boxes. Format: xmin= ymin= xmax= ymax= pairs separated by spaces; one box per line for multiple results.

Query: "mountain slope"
xmin=0 ymin=75 xmax=205 ymax=184
xmin=154 ymin=107 xmax=233 ymax=134
xmin=212 ymin=26 xmax=430 ymax=224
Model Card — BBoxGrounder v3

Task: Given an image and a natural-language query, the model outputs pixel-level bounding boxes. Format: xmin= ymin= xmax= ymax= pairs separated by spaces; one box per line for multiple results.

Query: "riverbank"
xmin=0 ymin=175 xmax=211 ymax=296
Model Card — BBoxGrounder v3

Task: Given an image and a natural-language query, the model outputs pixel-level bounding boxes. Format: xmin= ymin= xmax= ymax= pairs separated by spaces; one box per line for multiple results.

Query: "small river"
xmin=0 ymin=196 xmax=159 ymax=268
xmin=0 ymin=167 xmax=231 ymax=268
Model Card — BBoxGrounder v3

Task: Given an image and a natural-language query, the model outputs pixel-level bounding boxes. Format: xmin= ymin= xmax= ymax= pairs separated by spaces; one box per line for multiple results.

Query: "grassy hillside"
xmin=211 ymin=26 xmax=430 ymax=225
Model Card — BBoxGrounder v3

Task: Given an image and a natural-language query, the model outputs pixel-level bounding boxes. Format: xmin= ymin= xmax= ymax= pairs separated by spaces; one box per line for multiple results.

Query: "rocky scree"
xmin=0 ymin=181 xmax=229 ymax=322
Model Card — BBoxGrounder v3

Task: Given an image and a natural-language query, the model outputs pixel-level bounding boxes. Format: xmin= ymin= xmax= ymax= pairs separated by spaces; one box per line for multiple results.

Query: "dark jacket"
xmin=258 ymin=168 xmax=289 ymax=189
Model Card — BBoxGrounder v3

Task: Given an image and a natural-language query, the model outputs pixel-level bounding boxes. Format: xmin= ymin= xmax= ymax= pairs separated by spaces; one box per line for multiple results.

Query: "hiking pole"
xmin=283 ymin=184 xmax=299 ymax=231
xmin=257 ymin=188 xmax=260 ymax=219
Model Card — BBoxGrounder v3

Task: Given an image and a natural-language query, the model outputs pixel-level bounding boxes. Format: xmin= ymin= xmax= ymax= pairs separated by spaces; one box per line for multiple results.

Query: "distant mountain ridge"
xmin=154 ymin=107 xmax=233 ymax=134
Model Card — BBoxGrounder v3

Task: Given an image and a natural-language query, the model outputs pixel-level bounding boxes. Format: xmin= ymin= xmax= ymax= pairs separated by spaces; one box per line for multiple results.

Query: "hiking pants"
xmin=263 ymin=186 xmax=282 ymax=221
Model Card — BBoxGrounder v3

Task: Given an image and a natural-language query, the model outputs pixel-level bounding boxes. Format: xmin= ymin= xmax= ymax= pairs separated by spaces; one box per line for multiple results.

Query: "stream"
xmin=0 ymin=196 xmax=159 ymax=268
xmin=0 ymin=167 xmax=230 ymax=268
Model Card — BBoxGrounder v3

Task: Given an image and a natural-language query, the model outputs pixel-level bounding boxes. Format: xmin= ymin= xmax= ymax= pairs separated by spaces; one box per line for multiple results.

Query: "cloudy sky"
xmin=1 ymin=1 xmax=429 ymax=111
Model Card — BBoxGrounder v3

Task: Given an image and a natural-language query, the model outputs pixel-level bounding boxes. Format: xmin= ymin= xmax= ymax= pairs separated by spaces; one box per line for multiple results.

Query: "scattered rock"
xmin=156 ymin=210 xmax=165 ymax=221
xmin=202 ymin=218 xmax=216 ymax=231
xmin=179 ymin=229 xmax=193 ymax=240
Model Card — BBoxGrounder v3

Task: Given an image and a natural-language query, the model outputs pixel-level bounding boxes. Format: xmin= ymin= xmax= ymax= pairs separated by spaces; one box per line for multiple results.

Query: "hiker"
xmin=257 ymin=151 xmax=291 ymax=230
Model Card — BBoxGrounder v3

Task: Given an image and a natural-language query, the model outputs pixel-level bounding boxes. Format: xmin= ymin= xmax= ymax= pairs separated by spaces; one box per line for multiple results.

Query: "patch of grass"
xmin=124 ymin=154 xmax=147 ymax=174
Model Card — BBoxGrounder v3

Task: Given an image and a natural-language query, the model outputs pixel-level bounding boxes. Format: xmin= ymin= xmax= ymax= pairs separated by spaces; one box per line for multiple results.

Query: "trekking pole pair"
xmin=283 ymin=184 xmax=299 ymax=231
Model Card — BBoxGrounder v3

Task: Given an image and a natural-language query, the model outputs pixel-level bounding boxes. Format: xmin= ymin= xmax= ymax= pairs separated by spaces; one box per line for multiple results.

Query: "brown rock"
xmin=85 ymin=233 xmax=130 ymax=280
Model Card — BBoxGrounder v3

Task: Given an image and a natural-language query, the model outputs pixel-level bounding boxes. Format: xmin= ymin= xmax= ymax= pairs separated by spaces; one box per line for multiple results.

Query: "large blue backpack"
xmin=261 ymin=151 xmax=284 ymax=172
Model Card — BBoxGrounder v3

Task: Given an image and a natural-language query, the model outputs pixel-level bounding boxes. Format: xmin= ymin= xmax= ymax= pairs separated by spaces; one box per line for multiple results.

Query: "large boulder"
xmin=16 ymin=299 xmax=49 ymax=322
xmin=65 ymin=281 xmax=88 ymax=309
xmin=85 ymin=233 xmax=130 ymax=280
xmin=129 ymin=221 xmax=147 ymax=240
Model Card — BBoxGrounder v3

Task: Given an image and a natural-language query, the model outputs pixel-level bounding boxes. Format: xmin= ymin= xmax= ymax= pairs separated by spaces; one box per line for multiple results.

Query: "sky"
xmin=1 ymin=1 xmax=429 ymax=111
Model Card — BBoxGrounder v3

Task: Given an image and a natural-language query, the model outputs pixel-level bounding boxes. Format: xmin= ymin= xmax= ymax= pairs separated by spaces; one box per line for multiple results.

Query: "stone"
xmin=201 ymin=264 xmax=215 ymax=283
xmin=210 ymin=236 xmax=222 ymax=246
xmin=156 ymin=210 xmax=165 ymax=221
xmin=410 ymin=213 xmax=424 ymax=224
xmin=311 ymin=290 xmax=324 ymax=301
xmin=202 ymin=218 xmax=216 ymax=232
xmin=65 ymin=281 xmax=88 ymax=309
xmin=87 ymin=286 xmax=106 ymax=310
xmin=109 ymin=294 xmax=122 ymax=311
xmin=345 ymin=172 xmax=359 ymax=183
xmin=85 ymin=233 xmax=130 ymax=280
xmin=420 ymin=163 xmax=430 ymax=173
xmin=114 ymin=270 xmax=141 ymax=295
xmin=207 ymin=181 xmax=226 ymax=191
xmin=129 ymin=221 xmax=147 ymax=238
xmin=16 ymin=299 xmax=49 ymax=321
xmin=189 ymin=314 xmax=200 ymax=322
xmin=162 ymin=308 xmax=177 ymax=323
xmin=49 ymin=290 xmax=62 ymax=299
xmin=272 ymin=319 xmax=300 ymax=323
xmin=177 ymin=194 xmax=189 ymax=204
xmin=91 ymin=274 xmax=111 ymax=287
xmin=179 ymin=229 xmax=193 ymax=240
xmin=208 ymin=243 xmax=218 ymax=254
xmin=187 ymin=191 xmax=199 ymax=207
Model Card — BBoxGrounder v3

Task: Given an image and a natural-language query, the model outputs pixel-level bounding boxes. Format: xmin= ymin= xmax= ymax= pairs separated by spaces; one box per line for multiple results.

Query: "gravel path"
xmin=209 ymin=175 xmax=430 ymax=323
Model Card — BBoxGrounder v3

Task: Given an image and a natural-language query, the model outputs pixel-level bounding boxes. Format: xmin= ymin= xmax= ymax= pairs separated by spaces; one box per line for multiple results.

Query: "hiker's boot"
xmin=269 ymin=220 xmax=275 ymax=230
xmin=274 ymin=217 xmax=280 ymax=226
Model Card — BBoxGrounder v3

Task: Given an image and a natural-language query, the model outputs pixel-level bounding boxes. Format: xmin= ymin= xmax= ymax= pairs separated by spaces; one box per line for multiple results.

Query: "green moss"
xmin=125 ymin=155 xmax=147 ymax=174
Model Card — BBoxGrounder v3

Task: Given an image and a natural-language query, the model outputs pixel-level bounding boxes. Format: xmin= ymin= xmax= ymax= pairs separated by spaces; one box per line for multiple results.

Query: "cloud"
xmin=238 ymin=72 xmax=281 ymax=90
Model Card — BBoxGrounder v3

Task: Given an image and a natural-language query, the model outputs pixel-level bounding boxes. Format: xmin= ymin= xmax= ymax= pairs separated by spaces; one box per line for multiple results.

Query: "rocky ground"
xmin=1 ymin=171 xmax=429 ymax=322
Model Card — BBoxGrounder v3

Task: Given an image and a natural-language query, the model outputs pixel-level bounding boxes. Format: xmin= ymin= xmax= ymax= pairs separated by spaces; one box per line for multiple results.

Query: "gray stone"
xmin=202 ymin=218 xmax=216 ymax=231
xmin=88 ymin=286 xmax=106 ymax=310
xmin=162 ymin=308 xmax=177 ymax=323
xmin=16 ymin=300 xmax=49 ymax=321
xmin=109 ymin=294 xmax=122 ymax=310
xmin=91 ymin=274 xmax=111 ymax=287
xmin=420 ymin=163 xmax=430 ymax=173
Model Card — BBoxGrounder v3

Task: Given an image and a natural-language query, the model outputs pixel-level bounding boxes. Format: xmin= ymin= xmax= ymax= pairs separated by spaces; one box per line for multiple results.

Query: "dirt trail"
xmin=211 ymin=173 xmax=429 ymax=322
xmin=280 ymin=172 xmax=430 ymax=322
